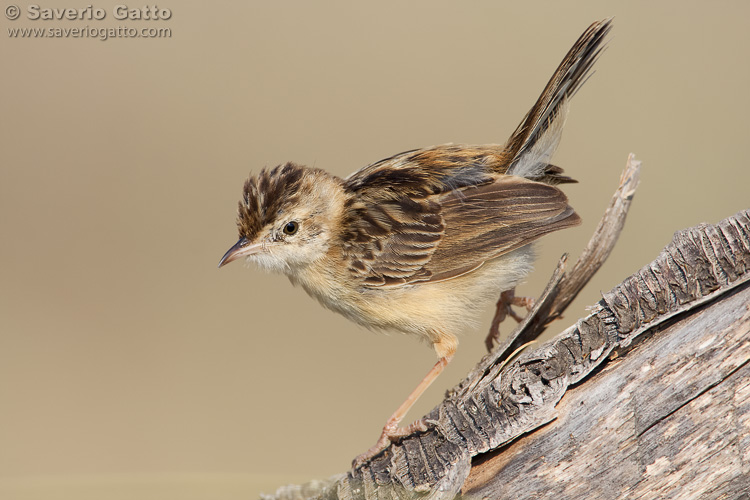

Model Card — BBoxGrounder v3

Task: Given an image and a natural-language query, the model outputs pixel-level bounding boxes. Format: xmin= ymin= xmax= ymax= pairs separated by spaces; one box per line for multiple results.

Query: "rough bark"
xmin=262 ymin=175 xmax=750 ymax=500
xmin=464 ymin=277 xmax=750 ymax=499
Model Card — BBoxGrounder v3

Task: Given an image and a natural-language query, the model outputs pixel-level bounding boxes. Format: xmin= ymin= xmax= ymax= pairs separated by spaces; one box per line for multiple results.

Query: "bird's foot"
xmin=352 ymin=355 xmax=451 ymax=467
xmin=485 ymin=289 xmax=536 ymax=351
xmin=352 ymin=418 xmax=429 ymax=468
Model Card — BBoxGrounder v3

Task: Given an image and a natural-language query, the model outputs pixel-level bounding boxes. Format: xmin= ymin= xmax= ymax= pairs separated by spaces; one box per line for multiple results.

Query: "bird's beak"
xmin=218 ymin=237 xmax=262 ymax=268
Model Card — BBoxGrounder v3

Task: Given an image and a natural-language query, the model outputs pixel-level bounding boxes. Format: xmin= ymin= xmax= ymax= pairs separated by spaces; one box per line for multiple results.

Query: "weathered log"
xmin=263 ymin=176 xmax=750 ymax=499
xmin=464 ymin=265 xmax=750 ymax=499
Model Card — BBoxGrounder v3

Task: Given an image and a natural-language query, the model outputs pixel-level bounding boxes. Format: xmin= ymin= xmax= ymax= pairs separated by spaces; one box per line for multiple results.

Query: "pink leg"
xmin=485 ymin=288 xmax=535 ymax=351
xmin=353 ymin=340 xmax=456 ymax=467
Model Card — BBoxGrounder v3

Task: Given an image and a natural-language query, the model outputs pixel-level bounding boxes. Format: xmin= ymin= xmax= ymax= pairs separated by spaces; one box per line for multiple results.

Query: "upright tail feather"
xmin=505 ymin=18 xmax=612 ymax=179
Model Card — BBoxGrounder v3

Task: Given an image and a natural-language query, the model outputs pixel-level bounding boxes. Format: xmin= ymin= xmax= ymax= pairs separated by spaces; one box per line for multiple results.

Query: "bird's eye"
xmin=283 ymin=221 xmax=299 ymax=235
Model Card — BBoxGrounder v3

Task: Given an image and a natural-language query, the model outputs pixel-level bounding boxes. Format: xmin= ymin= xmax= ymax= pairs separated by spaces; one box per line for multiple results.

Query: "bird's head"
xmin=219 ymin=162 xmax=346 ymax=274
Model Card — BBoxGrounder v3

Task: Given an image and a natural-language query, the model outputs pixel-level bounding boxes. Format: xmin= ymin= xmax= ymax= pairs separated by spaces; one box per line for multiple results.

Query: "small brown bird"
xmin=220 ymin=19 xmax=611 ymax=464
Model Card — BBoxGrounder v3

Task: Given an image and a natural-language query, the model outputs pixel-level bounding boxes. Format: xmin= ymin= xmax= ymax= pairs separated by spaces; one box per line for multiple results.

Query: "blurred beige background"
xmin=2 ymin=1 xmax=749 ymax=499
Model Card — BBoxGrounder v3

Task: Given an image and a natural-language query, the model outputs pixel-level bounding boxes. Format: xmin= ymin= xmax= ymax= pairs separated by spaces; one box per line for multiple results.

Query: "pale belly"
xmin=291 ymin=246 xmax=536 ymax=348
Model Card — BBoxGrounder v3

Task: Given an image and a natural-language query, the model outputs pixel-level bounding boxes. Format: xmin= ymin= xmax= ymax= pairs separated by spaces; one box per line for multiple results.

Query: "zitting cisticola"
xmin=220 ymin=19 xmax=611 ymax=465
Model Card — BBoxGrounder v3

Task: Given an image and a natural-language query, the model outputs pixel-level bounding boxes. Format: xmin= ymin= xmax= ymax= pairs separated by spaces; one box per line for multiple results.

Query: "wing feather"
xmin=341 ymin=175 xmax=580 ymax=288
xmin=341 ymin=197 xmax=444 ymax=286
xmin=426 ymin=176 xmax=580 ymax=282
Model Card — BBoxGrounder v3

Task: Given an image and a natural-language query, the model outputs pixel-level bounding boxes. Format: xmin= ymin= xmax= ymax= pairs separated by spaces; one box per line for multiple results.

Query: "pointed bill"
xmin=218 ymin=237 xmax=263 ymax=268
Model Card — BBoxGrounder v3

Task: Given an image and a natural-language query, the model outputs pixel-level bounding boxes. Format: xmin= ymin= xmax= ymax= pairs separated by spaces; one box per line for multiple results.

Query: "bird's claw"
xmin=352 ymin=418 xmax=429 ymax=468
xmin=485 ymin=289 xmax=536 ymax=351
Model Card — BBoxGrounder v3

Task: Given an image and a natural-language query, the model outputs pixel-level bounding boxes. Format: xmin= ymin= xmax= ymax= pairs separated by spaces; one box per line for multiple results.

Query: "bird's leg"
xmin=485 ymin=288 xmax=536 ymax=351
xmin=353 ymin=338 xmax=456 ymax=467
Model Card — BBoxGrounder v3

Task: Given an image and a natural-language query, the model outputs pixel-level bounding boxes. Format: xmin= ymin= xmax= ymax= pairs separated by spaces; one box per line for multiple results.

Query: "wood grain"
xmin=463 ymin=282 xmax=750 ymax=499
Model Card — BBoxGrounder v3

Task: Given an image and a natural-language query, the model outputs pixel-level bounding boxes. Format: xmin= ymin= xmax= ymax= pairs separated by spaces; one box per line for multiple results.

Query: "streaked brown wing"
xmin=345 ymin=144 xmax=575 ymax=196
xmin=341 ymin=197 xmax=445 ymax=287
xmin=344 ymin=144 xmax=503 ymax=197
xmin=424 ymin=175 xmax=580 ymax=283
xmin=343 ymin=175 xmax=579 ymax=288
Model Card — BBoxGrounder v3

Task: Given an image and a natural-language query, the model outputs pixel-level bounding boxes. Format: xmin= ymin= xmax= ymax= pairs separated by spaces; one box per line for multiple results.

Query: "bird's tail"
xmin=505 ymin=18 xmax=612 ymax=180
